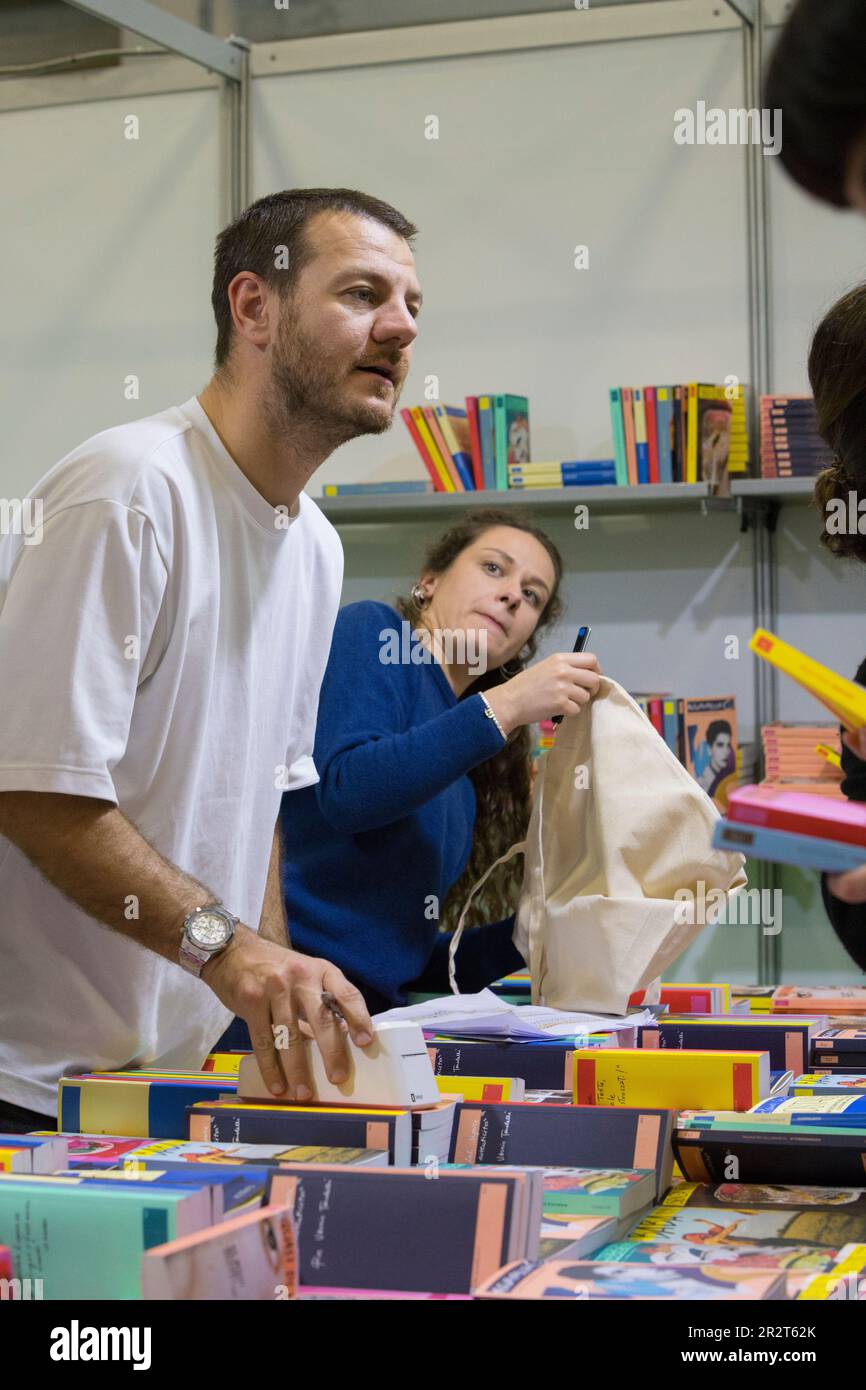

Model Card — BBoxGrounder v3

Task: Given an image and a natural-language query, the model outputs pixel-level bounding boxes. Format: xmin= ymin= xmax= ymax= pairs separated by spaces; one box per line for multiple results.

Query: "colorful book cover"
xmin=750 ymin=628 xmax=866 ymax=732
xmin=574 ymin=1048 xmax=770 ymax=1112
xmin=775 ymin=987 xmax=866 ymax=1016
xmin=186 ymin=1101 xmax=412 ymax=1165
xmin=447 ymin=1101 xmax=674 ymax=1198
xmin=750 ymin=1094 xmax=866 ymax=1126
xmin=591 ymin=1239 xmax=843 ymax=1272
xmin=399 ymin=407 xmax=445 ymax=492
xmin=712 ymin=820 xmax=866 ymax=874
xmin=434 ymin=1075 xmax=525 ymax=1103
xmin=673 ymin=385 xmax=685 ymax=482
xmin=609 ymin=388 xmax=628 ymax=486
xmin=673 ymin=1123 xmax=866 ymax=1187
xmin=474 ymin=1258 xmax=785 ymax=1300
xmin=813 ymin=1028 xmax=866 ymax=1054
xmin=58 ymin=1076 xmax=238 ymax=1140
xmin=728 ymin=784 xmax=866 ymax=847
xmin=0 ymin=1177 xmax=209 ymax=1299
xmin=423 ymin=406 xmax=464 ymax=491
xmin=142 ymin=1201 xmax=297 ymax=1301
xmin=123 ymin=1140 xmax=388 ymax=1168
xmin=49 ymin=1162 xmax=266 ymax=1223
xmin=434 ymin=404 xmax=475 ymax=491
xmin=633 ymin=388 xmax=649 ymax=484
xmin=628 ymin=1200 xmax=866 ymax=1250
xmin=427 ymin=1040 xmax=577 ymax=1090
xmin=682 ymin=695 xmax=737 ymax=811
xmin=661 ymin=1179 xmax=866 ymax=1216
xmin=263 ymin=1165 xmax=527 ymax=1293
xmin=407 ymin=406 xmax=455 ymax=492
xmin=493 ymin=395 xmax=530 ymax=490
xmin=638 ymin=1017 xmax=819 ymax=1076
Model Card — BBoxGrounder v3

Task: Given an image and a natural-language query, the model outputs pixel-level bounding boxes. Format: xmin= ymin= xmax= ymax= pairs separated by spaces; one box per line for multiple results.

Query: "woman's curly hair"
xmin=809 ymin=282 xmax=866 ymax=565
xmin=395 ymin=508 xmax=564 ymax=933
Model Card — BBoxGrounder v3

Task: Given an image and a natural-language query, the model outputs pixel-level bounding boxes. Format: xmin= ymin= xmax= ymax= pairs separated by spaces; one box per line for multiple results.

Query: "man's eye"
xmin=351 ymin=288 xmax=375 ymax=303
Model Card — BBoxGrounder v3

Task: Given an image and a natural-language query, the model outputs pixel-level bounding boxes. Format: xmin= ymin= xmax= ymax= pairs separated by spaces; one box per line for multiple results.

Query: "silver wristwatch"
xmin=179 ymin=902 xmax=238 ymax=978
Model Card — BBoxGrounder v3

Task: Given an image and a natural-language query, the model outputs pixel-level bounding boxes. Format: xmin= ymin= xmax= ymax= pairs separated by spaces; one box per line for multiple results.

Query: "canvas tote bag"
xmin=449 ymin=676 xmax=748 ymax=1016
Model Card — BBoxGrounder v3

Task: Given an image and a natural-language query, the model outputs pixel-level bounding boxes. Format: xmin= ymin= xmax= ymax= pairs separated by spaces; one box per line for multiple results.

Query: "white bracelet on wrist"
xmin=479 ymin=692 xmax=507 ymax=743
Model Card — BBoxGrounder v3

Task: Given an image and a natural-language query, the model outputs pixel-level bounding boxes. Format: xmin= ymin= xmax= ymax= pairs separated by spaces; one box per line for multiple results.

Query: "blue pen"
xmin=552 ymin=624 xmax=592 ymax=726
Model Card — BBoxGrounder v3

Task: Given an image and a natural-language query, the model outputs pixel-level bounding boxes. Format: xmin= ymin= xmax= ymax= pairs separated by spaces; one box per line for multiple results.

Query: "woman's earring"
xmin=411 ymin=583 xmax=429 ymax=609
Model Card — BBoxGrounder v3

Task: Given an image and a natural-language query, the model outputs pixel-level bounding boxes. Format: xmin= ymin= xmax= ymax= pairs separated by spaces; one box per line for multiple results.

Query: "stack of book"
xmin=712 ymin=783 xmax=866 ymax=873
xmin=7 ymin=974 xmax=866 ymax=1301
xmin=609 ymin=382 xmax=749 ymax=491
xmin=759 ymin=394 xmax=834 ymax=479
xmin=760 ymin=722 xmax=844 ymax=796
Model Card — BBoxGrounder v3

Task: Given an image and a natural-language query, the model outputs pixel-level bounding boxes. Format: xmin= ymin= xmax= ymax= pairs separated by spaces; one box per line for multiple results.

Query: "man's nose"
xmin=372 ymin=301 xmax=418 ymax=349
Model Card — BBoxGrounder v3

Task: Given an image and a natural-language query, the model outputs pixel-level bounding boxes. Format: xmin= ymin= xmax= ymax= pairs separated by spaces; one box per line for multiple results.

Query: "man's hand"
xmin=202 ymin=924 xmax=373 ymax=1100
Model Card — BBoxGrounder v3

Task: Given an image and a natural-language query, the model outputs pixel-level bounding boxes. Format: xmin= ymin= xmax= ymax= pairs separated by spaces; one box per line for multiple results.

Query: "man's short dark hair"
xmin=764 ymin=0 xmax=866 ymax=207
xmin=707 ymin=720 xmax=732 ymax=745
xmin=210 ymin=188 xmax=418 ymax=372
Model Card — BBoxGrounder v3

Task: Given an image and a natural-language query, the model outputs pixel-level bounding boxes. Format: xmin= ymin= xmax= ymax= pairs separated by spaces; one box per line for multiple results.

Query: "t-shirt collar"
xmin=180 ymin=395 xmax=300 ymax=536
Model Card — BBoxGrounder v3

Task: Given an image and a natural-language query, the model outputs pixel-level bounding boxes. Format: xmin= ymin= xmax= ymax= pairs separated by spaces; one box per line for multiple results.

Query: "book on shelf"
xmin=759 ymin=395 xmax=834 ymax=478
xmin=609 ymin=380 xmax=750 ymax=493
xmin=322 ymin=481 xmax=433 ymax=496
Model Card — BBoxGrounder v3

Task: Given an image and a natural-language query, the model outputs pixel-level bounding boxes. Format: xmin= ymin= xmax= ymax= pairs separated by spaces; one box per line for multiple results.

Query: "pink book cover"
xmin=729 ymin=784 xmax=866 ymax=847
xmin=141 ymin=1202 xmax=297 ymax=1301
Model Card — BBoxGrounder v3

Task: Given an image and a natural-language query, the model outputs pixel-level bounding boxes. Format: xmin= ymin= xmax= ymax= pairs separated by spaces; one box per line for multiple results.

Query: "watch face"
xmin=189 ymin=910 xmax=232 ymax=949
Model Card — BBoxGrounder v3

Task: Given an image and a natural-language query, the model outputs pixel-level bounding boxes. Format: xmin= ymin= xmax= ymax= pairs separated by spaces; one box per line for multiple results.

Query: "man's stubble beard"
xmin=264 ymin=305 xmax=400 ymax=448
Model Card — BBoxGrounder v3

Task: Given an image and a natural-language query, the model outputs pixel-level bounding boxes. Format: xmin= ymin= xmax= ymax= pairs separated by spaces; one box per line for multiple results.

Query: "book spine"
xmin=424 ymin=408 xmax=464 ymax=492
xmin=656 ymin=389 xmax=674 ymax=484
xmin=644 ymin=387 xmax=659 ymax=484
xmin=621 ymin=388 xmax=637 ymax=486
xmin=478 ymin=397 xmax=496 ymax=490
xmin=436 ymin=406 xmax=475 ymax=491
xmin=633 ymin=389 xmax=649 ymax=484
xmin=609 ymin=388 xmax=628 ymax=487
xmin=407 ymin=408 xmax=453 ymax=492
xmin=493 ymin=395 xmax=508 ymax=491
xmin=686 ymin=383 xmax=699 ymax=483
xmin=465 ymin=396 xmax=485 ymax=491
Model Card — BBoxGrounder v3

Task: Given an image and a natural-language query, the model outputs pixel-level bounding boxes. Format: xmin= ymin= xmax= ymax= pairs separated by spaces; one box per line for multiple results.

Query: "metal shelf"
xmin=316 ymin=478 xmax=818 ymax=525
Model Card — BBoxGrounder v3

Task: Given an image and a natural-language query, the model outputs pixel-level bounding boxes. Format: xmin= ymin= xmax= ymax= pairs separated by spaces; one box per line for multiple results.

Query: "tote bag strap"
xmin=447 ymin=839 xmax=527 ymax=994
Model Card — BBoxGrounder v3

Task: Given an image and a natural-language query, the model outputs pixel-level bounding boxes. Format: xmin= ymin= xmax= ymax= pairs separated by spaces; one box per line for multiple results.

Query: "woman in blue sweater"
xmin=278 ymin=508 xmax=601 ymax=1013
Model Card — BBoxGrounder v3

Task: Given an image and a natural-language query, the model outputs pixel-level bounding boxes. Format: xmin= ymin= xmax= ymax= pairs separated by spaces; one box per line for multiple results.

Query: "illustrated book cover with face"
xmin=683 ymin=696 xmax=738 ymax=811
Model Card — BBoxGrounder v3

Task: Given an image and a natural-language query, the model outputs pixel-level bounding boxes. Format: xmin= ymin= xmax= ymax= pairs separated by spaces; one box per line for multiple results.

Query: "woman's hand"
xmin=483 ymin=651 xmax=602 ymax=734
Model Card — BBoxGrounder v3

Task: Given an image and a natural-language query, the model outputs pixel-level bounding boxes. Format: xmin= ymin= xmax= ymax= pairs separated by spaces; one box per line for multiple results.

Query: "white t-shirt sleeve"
xmin=0 ymin=499 xmax=168 ymax=801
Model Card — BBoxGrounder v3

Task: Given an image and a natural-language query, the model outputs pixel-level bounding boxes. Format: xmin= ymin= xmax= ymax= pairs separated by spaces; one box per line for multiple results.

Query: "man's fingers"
xmin=246 ymin=1005 xmax=290 ymax=1098
xmin=297 ymin=985 xmax=354 ymax=1086
xmin=321 ymin=968 xmax=374 ymax=1047
xmin=270 ymin=1010 xmax=315 ymax=1102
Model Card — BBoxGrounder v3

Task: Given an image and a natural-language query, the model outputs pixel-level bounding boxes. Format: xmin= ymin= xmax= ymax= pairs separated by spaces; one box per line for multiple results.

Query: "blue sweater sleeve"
xmin=313 ymin=602 xmax=506 ymax=834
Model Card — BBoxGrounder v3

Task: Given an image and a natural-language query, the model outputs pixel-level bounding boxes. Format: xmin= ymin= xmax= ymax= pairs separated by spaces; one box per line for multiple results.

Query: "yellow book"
xmin=409 ymin=406 xmax=455 ymax=492
xmin=434 ymin=1075 xmax=525 ymax=1102
xmin=750 ymin=628 xmax=866 ymax=731
xmin=573 ymin=1048 xmax=770 ymax=1111
xmin=203 ymin=1052 xmax=245 ymax=1075
xmin=795 ymin=1245 xmax=866 ymax=1300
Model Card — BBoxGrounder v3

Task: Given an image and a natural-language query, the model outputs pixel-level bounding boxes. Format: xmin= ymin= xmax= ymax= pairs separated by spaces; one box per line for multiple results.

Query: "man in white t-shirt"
xmin=0 ymin=188 xmax=422 ymax=1127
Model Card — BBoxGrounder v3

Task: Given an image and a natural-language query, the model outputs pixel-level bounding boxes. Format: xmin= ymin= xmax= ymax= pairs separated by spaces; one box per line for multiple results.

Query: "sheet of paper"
xmin=373 ymin=988 xmax=655 ymax=1040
